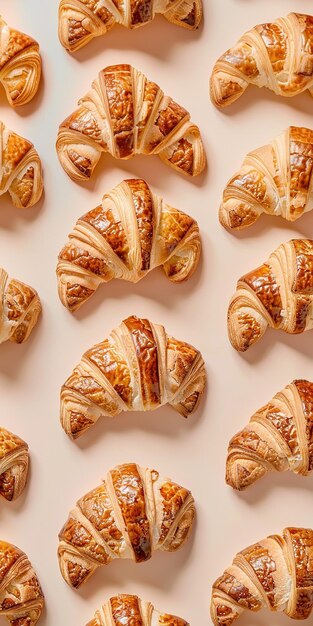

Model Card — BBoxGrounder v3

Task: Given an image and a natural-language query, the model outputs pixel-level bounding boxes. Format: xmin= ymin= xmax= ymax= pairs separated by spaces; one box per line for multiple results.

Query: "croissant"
xmin=57 ymin=178 xmax=201 ymax=312
xmin=59 ymin=0 xmax=203 ymax=52
xmin=56 ymin=64 xmax=206 ymax=181
xmin=0 ymin=428 xmax=29 ymax=501
xmin=220 ymin=126 xmax=313 ymax=230
xmin=58 ymin=462 xmax=195 ymax=588
xmin=0 ymin=121 xmax=43 ymax=208
xmin=228 ymin=239 xmax=313 ymax=352
xmin=0 ymin=268 xmax=41 ymax=345
xmin=61 ymin=314 xmax=206 ymax=439
xmin=0 ymin=541 xmax=44 ymax=625
xmin=211 ymin=526 xmax=313 ymax=626
xmin=86 ymin=594 xmax=189 ymax=626
xmin=0 ymin=17 xmax=41 ymax=107
xmin=210 ymin=13 xmax=313 ymax=108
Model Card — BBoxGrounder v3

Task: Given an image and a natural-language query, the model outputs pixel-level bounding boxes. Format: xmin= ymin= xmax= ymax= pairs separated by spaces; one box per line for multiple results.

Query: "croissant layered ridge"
xmin=57 ymin=178 xmax=201 ymax=312
xmin=0 ymin=268 xmax=41 ymax=345
xmin=0 ymin=428 xmax=29 ymax=501
xmin=85 ymin=594 xmax=189 ymax=626
xmin=58 ymin=462 xmax=195 ymax=588
xmin=57 ymin=64 xmax=206 ymax=181
xmin=59 ymin=0 xmax=203 ymax=52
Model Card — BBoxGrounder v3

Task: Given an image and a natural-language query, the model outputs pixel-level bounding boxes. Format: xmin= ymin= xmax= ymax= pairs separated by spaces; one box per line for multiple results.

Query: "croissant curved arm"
xmin=0 ymin=428 xmax=29 ymax=501
xmin=211 ymin=527 xmax=313 ymax=625
xmin=56 ymin=64 xmax=206 ymax=181
xmin=210 ymin=13 xmax=313 ymax=108
xmin=0 ymin=268 xmax=41 ymax=345
xmin=85 ymin=594 xmax=189 ymax=626
xmin=58 ymin=462 xmax=195 ymax=588
xmin=57 ymin=178 xmax=201 ymax=311
xmin=59 ymin=0 xmax=203 ymax=52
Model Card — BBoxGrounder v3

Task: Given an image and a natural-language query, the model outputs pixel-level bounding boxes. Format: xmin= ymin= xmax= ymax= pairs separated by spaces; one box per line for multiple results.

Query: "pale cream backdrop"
xmin=1 ymin=1 xmax=313 ymax=625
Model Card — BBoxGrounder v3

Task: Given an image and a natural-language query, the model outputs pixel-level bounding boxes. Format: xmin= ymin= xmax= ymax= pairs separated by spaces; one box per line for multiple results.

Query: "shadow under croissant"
xmin=0 ymin=315 xmax=43 ymax=380
xmin=232 ymin=325 xmax=313 ymax=364
xmin=213 ymin=81 xmax=313 ymax=117
xmin=220 ymin=208 xmax=313 ymax=240
xmin=233 ymin=469 xmax=313 ymax=507
xmin=0 ymin=191 xmax=45 ymax=231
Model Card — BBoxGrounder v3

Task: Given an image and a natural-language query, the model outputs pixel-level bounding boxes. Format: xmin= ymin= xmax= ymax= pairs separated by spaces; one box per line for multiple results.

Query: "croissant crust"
xmin=85 ymin=594 xmax=189 ymax=626
xmin=0 ymin=268 xmax=41 ymax=345
xmin=0 ymin=428 xmax=29 ymax=501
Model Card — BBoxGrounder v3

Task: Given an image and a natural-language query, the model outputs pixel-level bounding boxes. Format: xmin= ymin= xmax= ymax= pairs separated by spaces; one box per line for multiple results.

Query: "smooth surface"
xmin=1 ymin=2 xmax=313 ymax=625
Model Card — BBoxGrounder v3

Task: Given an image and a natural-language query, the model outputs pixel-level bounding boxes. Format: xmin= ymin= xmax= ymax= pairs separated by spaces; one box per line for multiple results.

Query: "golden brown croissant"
xmin=0 ymin=428 xmax=29 ymax=501
xmin=228 ymin=239 xmax=313 ymax=352
xmin=58 ymin=462 xmax=195 ymax=589
xmin=0 ymin=541 xmax=44 ymax=625
xmin=226 ymin=379 xmax=313 ymax=491
xmin=57 ymin=178 xmax=201 ymax=312
xmin=0 ymin=268 xmax=41 ymax=344
xmin=56 ymin=64 xmax=206 ymax=181
xmin=211 ymin=526 xmax=313 ymax=626
xmin=61 ymin=314 xmax=206 ymax=439
xmin=86 ymin=594 xmax=189 ymax=626
xmin=0 ymin=121 xmax=43 ymax=208
xmin=59 ymin=0 xmax=203 ymax=52
xmin=0 ymin=17 xmax=41 ymax=107
xmin=210 ymin=13 xmax=313 ymax=108
xmin=220 ymin=126 xmax=313 ymax=230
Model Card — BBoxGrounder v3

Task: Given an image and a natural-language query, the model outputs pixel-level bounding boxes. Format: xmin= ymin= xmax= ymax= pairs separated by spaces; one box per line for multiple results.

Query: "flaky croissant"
xmin=56 ymin=64 xmax=206 ymax=181
xmin=59 ymin=0 xmax=203 ymax=52
xmin=0 ymin=541 xmax=44 ymax=625
xmin=86 ymin=594 xmax=189 ymax=626
xmin=228 ymin=239 xmax=313 ymax=352
xmin=220 ymin=127 xmax=313 ymax=230
xmin=210 ymin=13 xmax=313 ymax=108
xmin=0 ymin=121 xmax=43 ymax=208
xmin=211 ymin=527 xmax=313 ymax=626
xmin=61 ymin=314 xmax=206 ymax=439
xmin=0 ymin=428 xmax=29 ymax=501
xmin=57 ymin=178 xmax=201 ymax=312
xmin=226 ymin=379 xmax=313 ymax=491
xmin=58 ymin=462 xmax=195 ymax=589
xmin=0 ymin=268 xmax=41 ymax=345
xmin=0 ymin=17 xmax=41 ymax=107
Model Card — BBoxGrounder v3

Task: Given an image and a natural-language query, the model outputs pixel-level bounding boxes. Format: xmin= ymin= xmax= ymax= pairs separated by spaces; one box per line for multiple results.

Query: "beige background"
xmin=1 ymin=1 xmax=313 ymax=625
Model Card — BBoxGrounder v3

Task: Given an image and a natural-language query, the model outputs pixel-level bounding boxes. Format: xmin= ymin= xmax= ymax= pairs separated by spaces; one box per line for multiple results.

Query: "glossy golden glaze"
xmin=0 ymin=269 xmax=41 ymax=345
xmin=211 ymin=527 xmax=313 ymax=626
xmin=57 ymin=65 xmax=206 ymax=179
xmin=210 ymin=13 xmax=313 ymax=109
xmin=227 ymin=380 xmax=313 ymax=491
xmin=58 ymin=463 xmax=195 ymax=588
xmin=125 ymin=317 xmax=160 ymax=409
xmin=59 ymin=0 xmax=203 ymax=51
xmin=57 ymin=179 xmax=200 ymax=312
xmin=240 ymin=264 xmax=282 ymax=326
xmin=85 ymin=594 xmax=189 ymax=626
xmin=0 ymin=428 xmax=29 ymax=502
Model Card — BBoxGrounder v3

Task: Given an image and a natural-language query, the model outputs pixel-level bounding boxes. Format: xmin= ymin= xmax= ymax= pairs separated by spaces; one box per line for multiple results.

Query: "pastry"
xmin=0 ymin=428 xmax=29 ymax=501
xmin=60 ymin=315 xmax=206 ymax=439
xmin=85 ymin=594 xmax=189 ymax=626
xmin=0 ymin=268 xmax=41 ymax=344
xmin=58 ymin=462 xmax=195 ymax=588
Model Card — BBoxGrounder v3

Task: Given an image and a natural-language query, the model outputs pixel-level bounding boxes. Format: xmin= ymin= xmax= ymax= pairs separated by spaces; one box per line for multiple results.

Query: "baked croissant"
xmin=0 ymin=121 xmax=43 ymax=208
xmin=86 ymin=594 xmax=189 ymax=626
xmin=220 ymin=126 xmax=313 ymax=230
xmin=61 ymin=314 xmax=206 ymax=439
xmin=0 ymin=17 xmax=41 ymax=107
xmin=211 ymin=526 xmax=313 ymax=626
xmin=226 ymin=379 xmax=313 ymax=491
xmin=228 ymin=239 xmax=313 ymax=352
xmin=59 ymin=0 xmax=203 ymax=52
xmin=210 ymin=13 xmax=313 ymax=108
xmin=58 ymin=462 xmax=195 ymax=589
xmin=0 ymin=428 xmax=29 ymax=501
xmin=0 ymin=541 xmax=44 ymax=625
xmin=57 ymin=178 xmax=201 ymax=312
xmin=56 ymin=64 xmax=206 ymax=181
xmin=0 ymin=268 xmax=41 ymax=345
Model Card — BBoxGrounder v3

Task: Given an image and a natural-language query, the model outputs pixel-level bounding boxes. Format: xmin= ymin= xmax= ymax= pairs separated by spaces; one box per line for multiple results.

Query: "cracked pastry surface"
xmin=0 ymin=268 xmax=41 ymax=345
xmin=0 ymin=428 xmax=29 ymax=501
xmin=85 ymin=593 xmax=189 ymax=626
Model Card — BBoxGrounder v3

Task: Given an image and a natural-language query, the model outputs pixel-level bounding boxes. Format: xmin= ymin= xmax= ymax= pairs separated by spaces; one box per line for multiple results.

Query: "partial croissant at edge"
xmin=226 ymin=379 xmax=313 ymax=491
xmin=58 ymin=462 xmax=195 ymax=589
xmin=0 ymin=121 xmax=43 ymax=208
xmin=56 ymin=64 xmax=206 ymax=181
xmin=60 ymin=315 xmax=206 ymax=439
xmin=57 ymin=178 xmax=201 ymax=312
xmin=85 ymin=594 xmax=189 ymax=626
xmin=0 ymin=268 xmax=41 ymax=345
xmin=59 ymin=0 xmax=203 ymax=52
xmin=227 ymin=239 xmax=313 ymax=352
xmin=0 ymin=16 xmax=41 ymax=107
xmin=220 ymin=126 xmax=313 ymax=230
xmin=210 ymin=13 xmax=313 ymax=108
xmin=0 ymin=541 xmax=44 ymax=625
xmin=0 ymin=428 xmax=29 ymax=501
xmin=211 ymin=527 xmax=313 ymax=626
